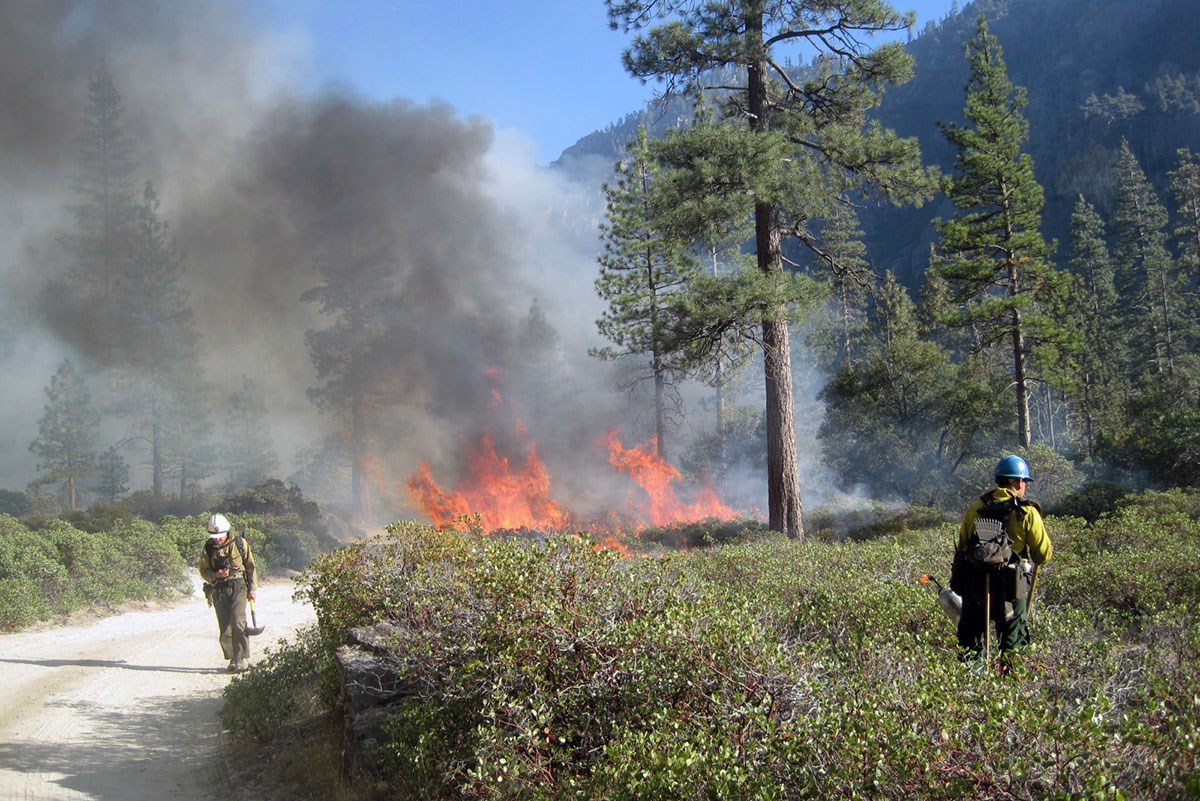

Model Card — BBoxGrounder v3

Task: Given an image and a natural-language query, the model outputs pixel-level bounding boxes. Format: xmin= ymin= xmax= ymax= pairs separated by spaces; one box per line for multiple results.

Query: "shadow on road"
xmin=0 ymin=657 xmax=223 ymax=674
xmin=0 ymin=693 xmax=231 ymax=801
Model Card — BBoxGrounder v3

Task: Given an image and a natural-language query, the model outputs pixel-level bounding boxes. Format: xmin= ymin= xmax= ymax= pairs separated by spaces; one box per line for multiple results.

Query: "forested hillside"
xmin=872 ymin=0 xmax=1200 ymax=285
xmin=557 ymin=0 xmax=1200 ymax=287
xmin=554 ymin=0 xmax=1200 ymax=503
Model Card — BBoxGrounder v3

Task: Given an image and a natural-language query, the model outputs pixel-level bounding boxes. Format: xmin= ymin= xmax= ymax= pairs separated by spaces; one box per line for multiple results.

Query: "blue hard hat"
xmin=994 ymin=455 xmax=1031 ymax=481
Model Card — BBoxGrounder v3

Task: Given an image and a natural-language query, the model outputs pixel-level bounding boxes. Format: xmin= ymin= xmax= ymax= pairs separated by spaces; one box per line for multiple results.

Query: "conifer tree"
xmin=1060 ymin=196 xmax=1121 ymax=461
xmin=819 ymin=272 xmax=1002 ymax=506
xmin=1168 ymin=148 xmax=1200 ymax=320
xmin=122 ymin=181 xmax=195 ymax=370
xmin=221 ymin=376 xmax=281 ymax=490
xmin=1111 ymin=140 xmax=1185 ymax=377
xmin=932 ymin=17 xmax=1065 ymax=449
xmin=93 ymin=445 xmax=130 ymax=504
xmin=304 ymin=236 xmax=403 ymax=522
xmin=512 ymin=299 xmax=572 ymax=449
xmin=593 ymin=127 xmax=700 ymax=459
xmin=58 ymin=63 xmax=138 ymax=353
xmin=608 ymin=0 xmax=931 ymax=537
xmin=807 ymin=203 xmax=873 ymax=372
xmin=117 ymin=181 xmax=203 ymax=497
xmin=163 ymin=400 xmax=217 ymax=500
xmin=29 ymin=360 xmax=100 ymax=511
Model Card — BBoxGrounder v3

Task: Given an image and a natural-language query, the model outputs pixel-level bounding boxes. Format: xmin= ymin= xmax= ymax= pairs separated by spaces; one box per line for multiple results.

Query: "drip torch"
xmin=919 ymin=574 xmax=962 ymax=626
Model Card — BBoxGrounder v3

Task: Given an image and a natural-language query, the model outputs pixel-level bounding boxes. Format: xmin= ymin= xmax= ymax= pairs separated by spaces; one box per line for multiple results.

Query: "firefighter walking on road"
xmin=199 ymin=513 xmax=257 ymax=672
xmin=952 ymin=455 xmax=1053 ymax=661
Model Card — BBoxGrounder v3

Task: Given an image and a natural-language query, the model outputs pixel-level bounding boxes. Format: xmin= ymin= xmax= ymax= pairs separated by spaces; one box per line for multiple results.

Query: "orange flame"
xmin=404 ymin=370 xmax=740 ymax=538
xmin=406 ymin=433 xmax=569 ymax=531
xmin=602 ymin=429 xmax=734 ymax=526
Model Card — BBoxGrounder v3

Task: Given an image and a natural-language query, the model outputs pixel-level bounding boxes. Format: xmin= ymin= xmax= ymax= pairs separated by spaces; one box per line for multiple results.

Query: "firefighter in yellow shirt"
xmin=953 ymin=455 xmax=1052 ymax=659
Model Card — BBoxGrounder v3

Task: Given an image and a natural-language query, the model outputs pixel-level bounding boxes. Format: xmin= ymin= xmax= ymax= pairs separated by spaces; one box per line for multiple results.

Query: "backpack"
xmin=205 ymin=534 xmax=249 ymax=571
xmin=202 ymin=535 xmax=250 ymax=605
xmin=966 ymin=495 xmax=1019 ymax=570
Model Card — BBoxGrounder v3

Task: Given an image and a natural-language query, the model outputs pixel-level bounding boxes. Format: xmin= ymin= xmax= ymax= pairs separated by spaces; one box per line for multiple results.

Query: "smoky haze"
xmin=1 ymin=0 xmax=738 ymax=522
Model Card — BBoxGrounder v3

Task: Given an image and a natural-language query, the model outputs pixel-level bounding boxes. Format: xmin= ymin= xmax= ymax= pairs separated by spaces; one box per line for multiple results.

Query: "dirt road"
xmin=0 ymin=574 xmax=316 ymax=801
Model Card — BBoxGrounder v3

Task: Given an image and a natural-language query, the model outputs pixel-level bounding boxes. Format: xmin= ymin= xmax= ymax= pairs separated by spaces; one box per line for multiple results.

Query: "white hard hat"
xmin=207 ymin=513 xmax=231 ymax=536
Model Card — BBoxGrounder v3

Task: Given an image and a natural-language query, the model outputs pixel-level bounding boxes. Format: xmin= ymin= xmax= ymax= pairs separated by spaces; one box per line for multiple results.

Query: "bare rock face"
xmin=335 ymin=622 xmax=411 ymax=775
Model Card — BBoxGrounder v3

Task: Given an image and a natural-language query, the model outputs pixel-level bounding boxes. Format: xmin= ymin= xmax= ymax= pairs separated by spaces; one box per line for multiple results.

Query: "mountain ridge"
xmin=553 ymin=0 xmax=1200 ymax=288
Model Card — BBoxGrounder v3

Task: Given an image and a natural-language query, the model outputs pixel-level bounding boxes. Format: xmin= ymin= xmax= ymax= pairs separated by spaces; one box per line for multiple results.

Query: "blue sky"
xmin=259 ymin=1 xmax=958 ymax=164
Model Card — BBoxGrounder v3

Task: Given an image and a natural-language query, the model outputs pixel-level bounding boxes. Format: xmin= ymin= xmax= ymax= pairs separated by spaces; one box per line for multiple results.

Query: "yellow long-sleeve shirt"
xmin=957 ymin=487 xmax=1053 ymax=565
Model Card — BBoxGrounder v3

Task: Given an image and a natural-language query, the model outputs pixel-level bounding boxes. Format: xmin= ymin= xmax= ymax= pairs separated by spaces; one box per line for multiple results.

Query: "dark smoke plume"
xmin=0 ymin=0 xmax=644 ymax=517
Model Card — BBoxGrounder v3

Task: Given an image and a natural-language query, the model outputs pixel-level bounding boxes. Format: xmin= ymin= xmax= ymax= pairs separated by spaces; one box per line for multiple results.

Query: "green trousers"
xmin=957 ymin=593 xmax=1029 ymax=656
xmin=211 ymin=578 xmax=250 ymax=663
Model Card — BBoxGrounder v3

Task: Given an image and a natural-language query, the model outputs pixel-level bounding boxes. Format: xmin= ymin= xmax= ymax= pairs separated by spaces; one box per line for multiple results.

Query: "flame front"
xmin=602 ymin=429 xmax=734 ymax=526
xmin=406 ymin=432 xmax=568 ymax=531
xmin=404 ymin=370 xmax=739 ymax=534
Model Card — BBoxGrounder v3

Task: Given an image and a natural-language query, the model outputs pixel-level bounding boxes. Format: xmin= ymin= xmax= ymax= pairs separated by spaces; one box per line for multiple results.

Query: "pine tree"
xmin=875 ymin=271 xmax=921 ymax=347
xmin=304 ymin=235 xmax=403 ymax=523
xmin=593 ymin=127 xmax=700 ymax=459
xmin=608 ymin=0 xmax=931 ymax=537
xmin=116 ymin=181 xmax=203 ymax=497
xmin=1111 ymin=140 xmax=1184 ymax=377
xmin=93 ymin=445 xmax=130 ymax=503
xmin=1060 ymin=195 xmax=1121 ymax=461
xmin=57 ymin=63 xmax=138 ymax=353
xmin=163 ymin=398 xmax=217 ymax=500
xmin=807 ymin=203 xmax=873 ymax=372
xmin=512 ymin=299 xmax=572 ymax=448
xmin=932 ymin=17 xmax=1065 ymax=449
xmin=819 ymin=273 xmax=1003 ymax=506
xmin=29 ymin=360 xmax=100 ymax=511
xmin=1168 ymin=148 xmax=1200 ymax=325
xmin=121 ymin=181 xmax=195 ymax=370
xmin=222 ymin=376 xmax=281 ymax=490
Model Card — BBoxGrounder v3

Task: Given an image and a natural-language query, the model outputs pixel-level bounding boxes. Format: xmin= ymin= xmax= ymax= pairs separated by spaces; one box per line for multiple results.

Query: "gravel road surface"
xmin=0 ymin=575 xmax=316 ymax=801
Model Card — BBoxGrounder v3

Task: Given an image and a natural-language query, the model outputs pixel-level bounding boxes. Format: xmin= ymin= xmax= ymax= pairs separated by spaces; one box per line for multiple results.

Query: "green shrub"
xmin=1048 ymin=480 xmax=1130 ymax=521
xmin=219 ymin=479 xmax=323 ymax=534
xmin=120 ymin=490 xmax=216 ymax=521
xmin=271 ymin=493 xmax=1200 ymax=800
xmin=222 ymin=626 xmax=334 ymax=743
xmin=270 ymin=527 xmax=322 ymax=571
xmin=64 ymin=503 xmax=135 ymax=533
xmin=805 ymin=501 xmax=951 ymax=542
xmin=109 ymin=518 xmax=191 ymax=597
xmin=637 ymin=516 xmax=772 ymax=549
xmin=0 ymin=515 xmax=67 ymax=627
xmin=216 ymin=480 xmax=330 ymax=569
xmin=158 ymin=515 xmax=205 ymax=564
xmin=0 ymin=513 xmax=189 ymax=629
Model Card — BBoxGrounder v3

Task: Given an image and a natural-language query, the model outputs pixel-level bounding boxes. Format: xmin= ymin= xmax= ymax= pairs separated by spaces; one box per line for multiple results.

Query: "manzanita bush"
xmin=0 ymin=511 xmax=297 ymax=630
xmin=0 ymin=513 xmax=192 ymax=628
xmin=244 ymin=493 xmax=1200 ymax=800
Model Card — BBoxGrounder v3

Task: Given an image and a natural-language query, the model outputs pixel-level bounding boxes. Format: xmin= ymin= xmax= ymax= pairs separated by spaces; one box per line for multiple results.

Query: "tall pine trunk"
xmin=1011 ymin=307 xmax=1031 ymax=448
xmin=654 ymin=359 xmax=667 ymax=460
xmin=750 ymin=52 xmax=804 ymax=539
xmin=652 ymin=304 xmax=668 ymax=460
